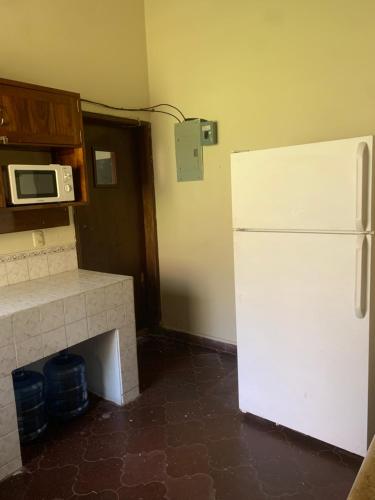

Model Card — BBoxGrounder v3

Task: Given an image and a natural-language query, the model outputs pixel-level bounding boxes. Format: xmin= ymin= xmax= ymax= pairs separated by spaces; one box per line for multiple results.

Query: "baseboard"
xmin=150 ymin=326 xmax=237 ymax=355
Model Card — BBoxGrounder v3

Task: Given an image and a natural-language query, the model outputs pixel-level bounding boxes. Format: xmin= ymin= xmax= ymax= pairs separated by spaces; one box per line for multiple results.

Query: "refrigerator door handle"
xmin=355 ymin=142 xmax=369 ymax=232
xmin=354 ymin=235 xmax=368 ymax=318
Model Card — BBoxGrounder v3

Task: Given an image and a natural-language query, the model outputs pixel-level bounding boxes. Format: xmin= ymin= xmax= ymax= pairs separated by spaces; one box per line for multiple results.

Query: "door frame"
xmin=75 ymin=111 xmax=161 ymax=328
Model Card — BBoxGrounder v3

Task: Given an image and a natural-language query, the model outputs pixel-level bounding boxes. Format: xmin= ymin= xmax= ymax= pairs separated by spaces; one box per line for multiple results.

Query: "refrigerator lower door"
xmin=233 ymin=231 xmax=372 ymax=456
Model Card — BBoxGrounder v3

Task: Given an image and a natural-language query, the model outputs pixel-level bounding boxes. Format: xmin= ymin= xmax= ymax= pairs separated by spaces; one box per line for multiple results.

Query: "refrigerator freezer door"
xmin=233 ymin=231 xmax=371 ymax=455
xmin=231 ymin=136 xmax=373 ymax=232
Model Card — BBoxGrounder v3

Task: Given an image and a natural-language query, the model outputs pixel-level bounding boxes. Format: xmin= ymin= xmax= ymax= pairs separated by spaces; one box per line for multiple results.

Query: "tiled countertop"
xmin=0 ymin=269 xmax=131 ymax=317
xmin=348 ymin=438 xmax=374 ymax=499
xmin=0 ymin=268 xmax=139 ymax=482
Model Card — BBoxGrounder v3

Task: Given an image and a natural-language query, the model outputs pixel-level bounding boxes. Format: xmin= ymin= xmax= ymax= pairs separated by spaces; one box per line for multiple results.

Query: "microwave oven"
xmin=6 ymin=164 xmax=75 ymax=205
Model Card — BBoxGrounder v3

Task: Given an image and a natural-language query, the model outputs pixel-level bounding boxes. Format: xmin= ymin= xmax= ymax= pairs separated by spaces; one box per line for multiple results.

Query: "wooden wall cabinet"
xmin=0 ymin=78 xmax=88 ymax=234
xmin=0 ymin=79 xmax=82 ymax=146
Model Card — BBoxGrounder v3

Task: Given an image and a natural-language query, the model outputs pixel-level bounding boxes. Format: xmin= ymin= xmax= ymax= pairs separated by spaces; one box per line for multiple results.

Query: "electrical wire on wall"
xmin=81 ymin=98 xmax=186 ymax=123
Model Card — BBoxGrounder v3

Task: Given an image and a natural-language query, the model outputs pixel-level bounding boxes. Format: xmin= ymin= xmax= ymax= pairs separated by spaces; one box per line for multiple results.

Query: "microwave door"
xmin=14 ymin=169 xmax=58 ymax=203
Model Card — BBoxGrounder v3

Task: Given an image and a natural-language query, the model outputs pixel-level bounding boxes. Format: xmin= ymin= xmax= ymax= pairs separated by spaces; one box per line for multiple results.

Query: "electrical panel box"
xmin=174 ymin=119 xmax=218 ymax=182
xmin=175 ymin=119 xmax=203 ymax=182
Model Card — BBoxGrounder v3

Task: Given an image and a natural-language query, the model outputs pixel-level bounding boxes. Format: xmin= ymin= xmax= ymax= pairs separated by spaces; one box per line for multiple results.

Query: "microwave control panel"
xmin=61 ymin=165 xmax=75 ymax=200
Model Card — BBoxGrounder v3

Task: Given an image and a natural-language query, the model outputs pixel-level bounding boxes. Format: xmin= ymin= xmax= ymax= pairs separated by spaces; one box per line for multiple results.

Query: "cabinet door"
xmin=0 ymin=83 xmax=82 ymax=146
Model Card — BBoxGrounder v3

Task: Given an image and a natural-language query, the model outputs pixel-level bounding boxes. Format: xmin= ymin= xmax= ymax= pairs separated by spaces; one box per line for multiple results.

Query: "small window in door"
xmin=93 ymin=150 xmax=117 ymax=186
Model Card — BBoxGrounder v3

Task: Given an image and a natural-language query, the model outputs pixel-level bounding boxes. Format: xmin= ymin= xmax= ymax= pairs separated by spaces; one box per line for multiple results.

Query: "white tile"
xmin=27 ymin=254 xmax=49 ymax=280
xmin=107 ymin=305 xmax=126 ymax=330
xmin=65 ymin=249 xmax=78 ymax=272
xmin=40 ymin=300 xmax=64 ymax=333
xmin=85 ymin=288 xmax=106 ymax=316
xmin=0 ymin=377 xmax=14 ymax=408
xmin=105 ymin=282 xmax=124 ymax=310
xmin=0 ymin=403 xmax=17 ymax=437
xmin=0 ymin=431 xmax=21 ymax=468
xmin=0 ymin=456 xmax=22 ymax=482
xmin=0 ymin=263 xmax=8 ymax=287
xmin=118 ymin=324 xmax=137 ymax=350
xmin=0 ymin=345 xmax=16 ymax=378
xmin=64 ymin=293 xmax=86 ymax=324
xmin=0 ymin=315 xmax=12 ymax=348
xmin=87 ymin=311 xmax=108 ymax=338
xmin=47 ymin=252 xmax=66 ymax=275
xmin=122 ymin=280 xmax=135 ymax=315
xmin=6 ymin=260 xmax=29 ymax=285
xmin=16 ymin=336 xmax=43 ymax=367
xmin=66 ymin=319 xmax=88 ymax=347
xmin=123 ymin=385 xmax=139 ymax=404
xmin=121 ymin=356 xmax=139 ymax=394
xmin=12 ymin=307 xmax=40 ymax=344
xmin=120 ymin=342 xmax=139 ymax=392
xmin=42 ymin=326 xmax=67 ymax=357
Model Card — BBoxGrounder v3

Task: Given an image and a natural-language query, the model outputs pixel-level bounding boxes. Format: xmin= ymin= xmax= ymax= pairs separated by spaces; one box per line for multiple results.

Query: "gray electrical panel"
xmin=175 ymin=119 xmax=203 ymax=182
xmin=175 ymin=118 xmax=218 ymax=182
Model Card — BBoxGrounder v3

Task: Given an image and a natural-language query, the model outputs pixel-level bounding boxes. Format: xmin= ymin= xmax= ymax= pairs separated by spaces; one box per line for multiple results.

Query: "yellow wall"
xmin=144 ymin=0 xmax=375 ymax=343
xmin=0 ymin=0 xmax=149 ymax=254
xmin=4 ymin=1 xmax=375 ymax=344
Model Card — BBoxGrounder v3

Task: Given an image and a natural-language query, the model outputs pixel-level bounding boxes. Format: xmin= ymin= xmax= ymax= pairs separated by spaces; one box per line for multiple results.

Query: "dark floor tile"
xmin=167 ymin=420 xmax=207 ymax=447
xmin=21 ymin=441 xmax=45 ymax=473
xmin=240 ymin=420 xmax=293 ymax=465
xmin=0 ymin=336 xmax=362 ymax=500
xmin=200 ymin=394 xmax=239 ymax=417
xmin=0 ymin=471 xmax=32 ymax=500
xmin=192 ymin=352 xmax=222 ymax=368
xmin=295 ymin=447 xmax=360 ymax=491
xmin=166 ymin=444 xmax=209 ymax=477
xmin=209 ymin=372 xmax=239 ymax=397
xmin=126 ymin=424 xmax=167 ymax=453
xmin=25 ymin=465 xmax=77 ymax=499
xmin=219 ymin=352 xmax=237 ymax=372
xmin=74 ymin=458 xmax=123 ymax=494
xmin=208 ymin=438 xmax=251 ymax=469
xmin=39 ymin=436 xmax=86 ymax=469
xmin=164 ymin=355 xmax=194 ymax=373
xmin=131 ymin=386 xmax=167 ymax=408
xmin=255 ymin=457 xmax=306 ymax=496
xmin=167 ymin=473 xmax=215 ymax=500
xmin=203 ymin=414 xmax=242 ymax=441
xmin=118 ymin=482 xmax=167 ymax=500
xmin=165 ymin=383 xmax=199 ymax=403
xmin=165 ymin=400 xmax=203 ymax=424
xmin=121 ymin=451 xmax=166 ymax=486
xmin=84 ymin=432 xmax=127 ymax=460
xmin=91 ymin=408 xmax=130 ymax=435
xmin=70 ymin=491 xmax=118 ymax=500
xmin=127 ymin=406 xmax=165 ymax=428
xmin=310 ymin=480 xmax=356 ymax=500
xmin=212 ymin=466 xmax=267 ymax=500
xmin=194 ymin=364 xmax=225 ymax=382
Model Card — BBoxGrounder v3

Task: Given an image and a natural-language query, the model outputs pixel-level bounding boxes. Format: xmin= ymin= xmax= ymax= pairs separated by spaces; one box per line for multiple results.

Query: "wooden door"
xmin=75 ymin=117 xmax=157 ymax=330
xmin=0 ymin=79 xmax=82 ymax=146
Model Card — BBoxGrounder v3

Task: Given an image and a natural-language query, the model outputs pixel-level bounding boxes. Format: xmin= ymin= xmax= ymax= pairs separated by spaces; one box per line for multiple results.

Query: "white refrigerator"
xmin=231 ymin=136 xmax=375 ymax=457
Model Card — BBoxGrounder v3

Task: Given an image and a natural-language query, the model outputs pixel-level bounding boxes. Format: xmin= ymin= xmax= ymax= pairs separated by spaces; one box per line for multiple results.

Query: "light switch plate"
xmin=32 ymin=230 xmax=45 ymax=248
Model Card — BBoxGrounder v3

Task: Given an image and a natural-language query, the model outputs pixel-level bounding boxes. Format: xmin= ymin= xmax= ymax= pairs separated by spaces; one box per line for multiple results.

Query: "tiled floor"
xmin=0 ymin=335 xmax=362 ymax=499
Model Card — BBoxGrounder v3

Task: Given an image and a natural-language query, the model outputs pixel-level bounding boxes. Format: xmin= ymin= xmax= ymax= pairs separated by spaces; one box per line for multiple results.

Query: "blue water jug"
xmin=12 ymin=369 xmax=47 ymax=443
xmin=43 ymin=351 xmax=89 ymax=420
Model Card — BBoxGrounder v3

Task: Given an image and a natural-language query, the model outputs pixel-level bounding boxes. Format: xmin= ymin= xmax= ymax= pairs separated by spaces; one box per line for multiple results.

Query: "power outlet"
xmin=32 ymin=230 xmax=45 ymax=248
